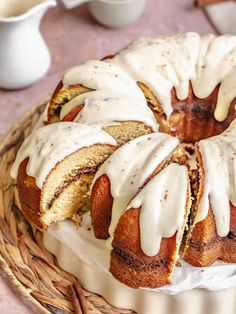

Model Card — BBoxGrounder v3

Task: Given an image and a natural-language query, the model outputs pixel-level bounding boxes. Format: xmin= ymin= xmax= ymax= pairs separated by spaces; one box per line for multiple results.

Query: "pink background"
xmin=0 ymin=1 xmax=215 ymax=313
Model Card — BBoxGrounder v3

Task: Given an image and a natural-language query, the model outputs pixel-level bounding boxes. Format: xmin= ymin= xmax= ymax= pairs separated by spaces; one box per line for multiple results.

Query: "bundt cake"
xmin=11 ymin=32 xmax=236 ymax=289
xmin=11 ymin=123 xmax=116 ymax=230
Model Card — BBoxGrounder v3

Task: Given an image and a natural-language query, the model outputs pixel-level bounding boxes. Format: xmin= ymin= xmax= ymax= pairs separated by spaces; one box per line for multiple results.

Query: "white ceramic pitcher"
xmin=0 ymin=0 xmax=56 ymax=90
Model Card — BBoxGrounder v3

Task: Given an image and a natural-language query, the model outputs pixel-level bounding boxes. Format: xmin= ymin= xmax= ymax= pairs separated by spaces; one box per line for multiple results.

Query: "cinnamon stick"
xmin=196 ymin=0 xmax=231 ymax=6
xmin=69 ymin=282 xmax=89 ymax=314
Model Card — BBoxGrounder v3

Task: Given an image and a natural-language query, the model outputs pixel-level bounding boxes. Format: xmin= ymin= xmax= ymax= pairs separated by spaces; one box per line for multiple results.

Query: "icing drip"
xmin=33 ymin=103 xmax=49 ymax=130
xmin=215 ymin=70 xmax=236 ymax=121
xmin=192 ymin=34 xmax=236 ymax=121
xmin=11 ymin=122 xmax=116 ymax=188
xmin=196 ymin=120 xmax=236 ymax=237
xmin=92 ymin=133 xmax=180 ymax=241
xmin=60 ymin=90 xmax=158 ymax=131
xmin=62 ymin=60 xmax=146 ymax=102
xmin=127 ymin=163 xmax=189 ymax=256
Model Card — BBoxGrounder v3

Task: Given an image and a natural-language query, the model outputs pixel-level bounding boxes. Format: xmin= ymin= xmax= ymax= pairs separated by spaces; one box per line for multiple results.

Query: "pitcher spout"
xmin=0 ymin=0 xmax=57 ymax=23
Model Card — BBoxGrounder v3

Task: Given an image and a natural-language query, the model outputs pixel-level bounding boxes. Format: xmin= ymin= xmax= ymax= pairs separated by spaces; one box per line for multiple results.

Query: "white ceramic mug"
xmin=88 ymin=0 xmax=146 ymax=28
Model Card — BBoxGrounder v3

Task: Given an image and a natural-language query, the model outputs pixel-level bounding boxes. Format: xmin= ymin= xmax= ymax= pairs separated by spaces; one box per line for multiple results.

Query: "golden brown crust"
xmin=137 ymin=81 xmax=174 ymax=137
xmin=17 ymin=158 xmax=47 ymax=230
xmin=47 ymin=80 xmax=63 ymax=123
xmin=47 ymin=81 xmax=91 ymax=124
xmin=110 ymin=250 xmax=171 ymax=289
xmin=90 ymin=174 xmax=113 ymax=239
xmin=111 ymin=208 xmax=177 ymax=288
xmin=183 ymin=206 xmax=236 ymax=266
xmin=62 ymin=104 xmax=84 ymax=121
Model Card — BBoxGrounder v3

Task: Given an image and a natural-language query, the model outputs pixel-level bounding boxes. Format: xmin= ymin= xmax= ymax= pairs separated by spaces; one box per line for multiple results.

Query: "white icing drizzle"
xmin=110 ymin=33 xmax=236 ymax=120
xmin=11 ymin=122 xmax=117 ymax=188
xmin=62 ymin=59 xmax=146 ymax=102
xmin=62 ymin=34 xmax=236 ymax=122
xmin=195 ymin=119 xmax=236 ymax=237
xmin=60 ymin=90 xmax=158 ymax=131
xmin=127 ymin=163 xmax=189 ymax=256
xmin=92 ymin=133 xmax=180 ymax=242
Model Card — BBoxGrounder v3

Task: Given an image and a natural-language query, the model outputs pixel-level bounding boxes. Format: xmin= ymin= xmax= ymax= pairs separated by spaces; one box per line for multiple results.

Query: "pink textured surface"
xmin=0 ymin=0 xmax=214 ymax=313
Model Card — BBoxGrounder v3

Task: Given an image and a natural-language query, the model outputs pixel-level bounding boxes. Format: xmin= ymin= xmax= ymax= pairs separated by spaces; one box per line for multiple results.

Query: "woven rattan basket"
xmin=0 ymin=100 xmax=135 ymax=314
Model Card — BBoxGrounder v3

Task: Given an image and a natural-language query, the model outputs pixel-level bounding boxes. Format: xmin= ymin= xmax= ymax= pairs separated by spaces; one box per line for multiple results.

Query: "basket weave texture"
xmin=0 ymin=100 xmax=135 ymax=314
